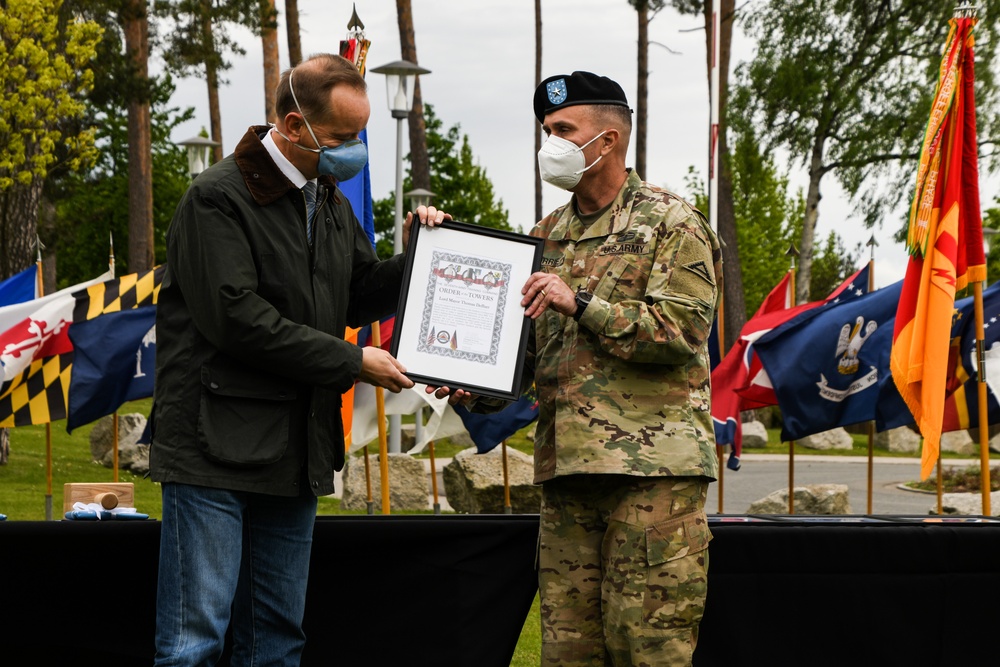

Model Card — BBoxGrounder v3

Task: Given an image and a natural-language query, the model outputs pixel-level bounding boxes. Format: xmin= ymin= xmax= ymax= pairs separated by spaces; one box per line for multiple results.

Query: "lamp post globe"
xmin=176 ymin=135 xmax=220 ymax=179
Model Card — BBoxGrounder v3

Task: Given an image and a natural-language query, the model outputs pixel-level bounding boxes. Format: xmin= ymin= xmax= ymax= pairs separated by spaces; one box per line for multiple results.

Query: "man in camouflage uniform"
xmin=433 ymin=70 xmax=721 ymax=666
xmin=523 ymin=71 xmax=722 ymax=667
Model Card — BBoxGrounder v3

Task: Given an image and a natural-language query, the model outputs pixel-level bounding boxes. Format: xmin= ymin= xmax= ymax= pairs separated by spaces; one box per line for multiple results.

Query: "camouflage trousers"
xmin=538 ymin=475 xmax=712 ymax=667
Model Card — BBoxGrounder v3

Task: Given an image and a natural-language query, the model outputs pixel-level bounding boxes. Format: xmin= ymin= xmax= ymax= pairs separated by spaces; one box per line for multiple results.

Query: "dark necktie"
xmin=303 ymin=181 xmax=317 ymax=244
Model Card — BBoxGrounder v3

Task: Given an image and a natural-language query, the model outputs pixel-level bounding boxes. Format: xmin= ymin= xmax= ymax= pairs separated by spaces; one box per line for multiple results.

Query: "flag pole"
xmin=973 ymin=279 xmax=992 ymax=515
xmin=865 ymin=235 xmax=878 ymax=514
xmin=957 ymin=1 xmax=990 ymax=515
xmin=371 ymin=320 xmax=391 ymax=514
xmin=785 ymin=244 xmax=799 ymax=514
xmin=110 ymin=233 xmax=120 ymax=483
xmin=341 ymin=10 xmax=383 ymax=514
xmin=502 ymin=439 xmax=512 ymax=514
xmin=709 ymin=0 xmax=724 ymax=515
xmin=936 ymin=448 xmax=943 ymax=514
xmin=36 ymin=237 xmax=54 ymax=521
xmin=428 ymin=439 xmax=440 ymax=514
xmin=363 ymin=443 xmax=374 ymax=515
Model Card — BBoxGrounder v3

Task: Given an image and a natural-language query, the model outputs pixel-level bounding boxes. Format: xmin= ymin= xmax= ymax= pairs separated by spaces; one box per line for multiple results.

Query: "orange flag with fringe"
xmin=891 ymin=16 xmax=985 ymax=480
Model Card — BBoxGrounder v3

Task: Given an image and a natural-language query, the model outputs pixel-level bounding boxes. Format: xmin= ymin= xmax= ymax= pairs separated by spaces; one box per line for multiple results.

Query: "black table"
xmin=2 ymin=514 xmax=998 ymax=666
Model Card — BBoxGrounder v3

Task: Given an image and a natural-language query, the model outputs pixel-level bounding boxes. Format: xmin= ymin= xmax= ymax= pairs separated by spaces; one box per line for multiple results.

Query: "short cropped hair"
xmin=275 ymin=54 xmax=367 ymax=125
xmin=589 ymin=104 xmax=633 ymax=135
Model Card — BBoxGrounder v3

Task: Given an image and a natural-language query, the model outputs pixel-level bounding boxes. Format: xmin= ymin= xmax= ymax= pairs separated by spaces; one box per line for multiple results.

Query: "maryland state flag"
xmin=891 ymin=16 xmax=986 ymax=480
xmin=0 ymin=267 xmax=163 ymax=427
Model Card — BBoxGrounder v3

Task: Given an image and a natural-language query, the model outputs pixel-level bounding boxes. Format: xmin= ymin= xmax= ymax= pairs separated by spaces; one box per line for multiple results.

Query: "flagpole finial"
xmin=867 ymin=234 xmax=879 ymax=261
xmin=348 ymin=4 xmax=364 ymax=30
xmin=785 ymin=243 xmax=799 ymax=270
xmin=954 ymin=3 xmax=978 ymax=18
xmin=35 ymin=235 xmax=45 ymax=261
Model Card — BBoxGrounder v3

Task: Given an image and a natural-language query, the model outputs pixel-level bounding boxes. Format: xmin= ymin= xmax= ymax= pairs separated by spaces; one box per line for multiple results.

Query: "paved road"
xmin=336 ymin=453 xmax=986 ymax=516
xmin=706 ymin=453 xmax=981 ymax=516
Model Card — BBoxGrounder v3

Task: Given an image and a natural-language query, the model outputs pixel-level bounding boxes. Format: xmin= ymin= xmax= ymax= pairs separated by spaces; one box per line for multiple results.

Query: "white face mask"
xmin=537 ymin=130 xmax=607 ymax=190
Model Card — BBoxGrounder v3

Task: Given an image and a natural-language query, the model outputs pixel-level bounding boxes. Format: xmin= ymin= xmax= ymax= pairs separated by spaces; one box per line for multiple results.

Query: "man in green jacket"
xmin=151 ymin=53 xmax=447 ymax=666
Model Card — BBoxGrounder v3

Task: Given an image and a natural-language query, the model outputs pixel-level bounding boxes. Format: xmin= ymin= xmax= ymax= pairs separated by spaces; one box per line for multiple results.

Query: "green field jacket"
xmin=150 ymin=126 xmax=403 ymax=497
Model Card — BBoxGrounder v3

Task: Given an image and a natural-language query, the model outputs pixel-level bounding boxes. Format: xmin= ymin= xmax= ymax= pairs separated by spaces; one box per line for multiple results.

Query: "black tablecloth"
xmin=2 ymin=515 xmax=998 ymax=666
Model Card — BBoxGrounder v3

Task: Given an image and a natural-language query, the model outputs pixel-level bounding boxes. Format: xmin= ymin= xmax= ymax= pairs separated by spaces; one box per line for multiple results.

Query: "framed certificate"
xmin=390 ymin=220 xmax=544 ymax=401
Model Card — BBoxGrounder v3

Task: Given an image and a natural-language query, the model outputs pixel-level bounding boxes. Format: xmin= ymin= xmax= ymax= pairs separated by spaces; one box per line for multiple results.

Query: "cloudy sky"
xmin=161 ymin=0 xmax=997 ymax=290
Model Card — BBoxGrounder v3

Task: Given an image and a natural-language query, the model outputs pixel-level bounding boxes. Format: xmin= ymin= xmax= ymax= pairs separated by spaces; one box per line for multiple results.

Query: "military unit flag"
xmin=890 ymin=16 xmax=986 ymax=480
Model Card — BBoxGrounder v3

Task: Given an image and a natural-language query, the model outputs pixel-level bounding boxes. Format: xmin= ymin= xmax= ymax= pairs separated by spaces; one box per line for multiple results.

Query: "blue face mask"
xmin=279 ymin=70 xmax=369 ymax=182
xmin=312 ymin=139 xmax=368 ymax=182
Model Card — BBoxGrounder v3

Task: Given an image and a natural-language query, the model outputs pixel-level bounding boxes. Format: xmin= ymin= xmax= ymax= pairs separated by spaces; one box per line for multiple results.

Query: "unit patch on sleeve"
xmin=682 ymin=260 xmax=714 ymax=284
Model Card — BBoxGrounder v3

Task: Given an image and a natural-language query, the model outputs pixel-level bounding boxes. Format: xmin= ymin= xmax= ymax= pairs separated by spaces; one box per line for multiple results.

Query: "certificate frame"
xmin=390 ymin=219 xmax=544 ymax=401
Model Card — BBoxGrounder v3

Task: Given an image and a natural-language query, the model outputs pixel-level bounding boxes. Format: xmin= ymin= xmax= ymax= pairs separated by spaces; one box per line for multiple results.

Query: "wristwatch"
xmin=573 ymin=291 xmax=593 ymax=322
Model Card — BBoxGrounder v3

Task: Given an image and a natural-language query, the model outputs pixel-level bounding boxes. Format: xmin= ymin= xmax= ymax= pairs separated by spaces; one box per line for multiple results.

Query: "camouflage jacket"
xmin=528 ymin=169 xmax=722 ymax=484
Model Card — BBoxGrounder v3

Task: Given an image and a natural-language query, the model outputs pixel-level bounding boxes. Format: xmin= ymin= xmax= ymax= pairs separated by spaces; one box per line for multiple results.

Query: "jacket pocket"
xmin=197 ymin=365 xmax=298 ymax=467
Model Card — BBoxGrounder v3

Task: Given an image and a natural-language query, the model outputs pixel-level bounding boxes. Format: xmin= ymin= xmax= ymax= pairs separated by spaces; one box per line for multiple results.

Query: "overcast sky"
xmin=161 ymin=0 xmax=998 ymax=291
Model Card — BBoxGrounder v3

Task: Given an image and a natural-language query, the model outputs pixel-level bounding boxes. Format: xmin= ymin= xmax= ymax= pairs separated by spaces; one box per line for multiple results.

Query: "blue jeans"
xmin=154 ymin=482 xmax=318 ymax=667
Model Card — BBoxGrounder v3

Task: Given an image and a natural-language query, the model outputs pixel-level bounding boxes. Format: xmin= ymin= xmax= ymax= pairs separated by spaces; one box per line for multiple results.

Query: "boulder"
xmin=748 ymin=483 xmax=852 ymax=515
xmin=874 ymin=426 xmax=921 ymax=454
xmin=443 ymin=446 xmax=540 ymax=514
xmin=798 ymin=428 xmax=853 ymax=451
xmin=741 ymin=420 xmax=768 ymax=449
xmin=89 ymin=413 xmax=149 ymax=475
xmin=935 ymin=491 xmax=1000 ymax=516
xmin=340 ymin=453 xmax=428 ymax=511
xmin=940 ymin=430 xmax=976 ymax=456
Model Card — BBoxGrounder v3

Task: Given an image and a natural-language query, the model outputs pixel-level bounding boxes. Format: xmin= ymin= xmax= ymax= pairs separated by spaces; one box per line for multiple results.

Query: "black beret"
xmin=533 ymin=71 xmax=631 ymax=122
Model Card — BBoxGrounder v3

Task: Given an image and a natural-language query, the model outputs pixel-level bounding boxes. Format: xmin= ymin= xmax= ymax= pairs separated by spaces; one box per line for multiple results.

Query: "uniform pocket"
xmin=592 ymin=255 xmax=647 ymax=304
xmin=643 ymin=509 xmax=712 ymax=630
xmin=197 ymin=365 xmax=298 ymax=467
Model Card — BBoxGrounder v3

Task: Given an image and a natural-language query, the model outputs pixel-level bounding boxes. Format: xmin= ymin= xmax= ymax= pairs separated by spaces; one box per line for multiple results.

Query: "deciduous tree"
xmin=0 ymin=0 xmax=102 ymax=279
xmin=732 ymin=0 xmax=1000 ymax=304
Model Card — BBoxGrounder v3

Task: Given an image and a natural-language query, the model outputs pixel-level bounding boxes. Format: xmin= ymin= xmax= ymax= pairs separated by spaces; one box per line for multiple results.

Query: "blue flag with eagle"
xmin=752 ymin=280 xmax=907 ymax=441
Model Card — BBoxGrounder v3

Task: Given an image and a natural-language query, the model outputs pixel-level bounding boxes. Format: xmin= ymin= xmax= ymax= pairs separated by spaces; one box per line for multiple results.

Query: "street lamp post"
xmin=371 ymin=59 xmax=430 ymax=455
xmin=370 ymin=60 xmax=431 ymax=254
xmin=176 ymin=134 xmax=221 ymax=179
